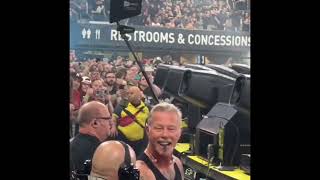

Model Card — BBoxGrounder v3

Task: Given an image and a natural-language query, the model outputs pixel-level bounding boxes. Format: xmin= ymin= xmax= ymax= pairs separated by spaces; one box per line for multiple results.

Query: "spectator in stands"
xmin=144 ymin=15 xmax=152 ymax=26
xmin=80 ymin=76 xmax=92 ymax=104
xmin=97 ymin=62 xmax=104 ymax=73
xmin=114 ymin=67 xmax=128 ymax=106
xmin=138 ymin=69 xmax=162 ymax=105
xmin=151 ymin=17 xmax=162 ymax=27
xmin=111 ymin=86 xmax=150 ymax=156
xmin=70 ymin=101 xmax=112 ymax=174
xmin=126 ymin=65 xmax=140 ymax=86
xmin=115 ymin=67 xmax=127 ymax=86
xmin=115 ymin=56 xmax=124 ymax=67
xmin=242 ymin=12 xmax=250 ymax=32
xmin=71 ymin=0 xmax=249 ymax=32
xmin=72 ymin=75 xmax=92 ymax=138
xmin=71 ymin=73 xmax=83 ymax=111
xmin=124 ymin=59 xmax=134 ymax=69
xmin=103 ymin=63 xmax=113 ymax=72
xmin=104 ymin=71 xmax=119 ymax=107
xmin=88 ymin=79 xmax=114 ymax=113
xmin=105 ymin=71 xmax=118 ymax=95
xmin=230 ymin=10 xmax=242 ymax=31
xmin=89 ymin=63 xmax=99 ymax=73
xmin=89 ymin=70 xmax=101 ymax=81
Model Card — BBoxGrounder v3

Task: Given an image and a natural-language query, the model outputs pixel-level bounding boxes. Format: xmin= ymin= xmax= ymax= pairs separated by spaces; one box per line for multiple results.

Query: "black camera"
xmin=118 ymin=141 xmax=140 ymax=180
xmin=118 ymin=164 xmax=140 ymax=180
xmin=71 ymin=160 xmax=91 ymax=180
xmin=71 ymin=159 xmax=140 ymax=180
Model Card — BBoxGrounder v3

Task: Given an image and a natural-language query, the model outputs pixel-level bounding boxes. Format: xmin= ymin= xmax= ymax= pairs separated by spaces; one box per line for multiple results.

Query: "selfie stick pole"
xmin=116 ymin=21 xmax=159 ymax=104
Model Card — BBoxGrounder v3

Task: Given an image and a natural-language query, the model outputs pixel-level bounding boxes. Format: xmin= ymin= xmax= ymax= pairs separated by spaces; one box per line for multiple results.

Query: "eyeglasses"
xmin=95 ymin=117 xmax=112 ymax=126
xmin=95 ymin=117 xmax=112 ymax=121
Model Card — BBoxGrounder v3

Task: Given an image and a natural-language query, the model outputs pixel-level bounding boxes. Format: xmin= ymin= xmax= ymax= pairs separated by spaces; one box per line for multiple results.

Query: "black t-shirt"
xmin=138 ymin=152 xmax=182 ymax=180
xmin=70 ymin=133 xmax=101 ymax=172
xmin=143 ymin=87 xmax=158 ymax=105
xmin=109 ymin=85 xmax=118 ymax=95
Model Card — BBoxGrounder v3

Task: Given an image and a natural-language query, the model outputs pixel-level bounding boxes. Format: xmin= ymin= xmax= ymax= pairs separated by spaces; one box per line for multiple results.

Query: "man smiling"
xmin=136 ymin=102 xmax=184 ymax=180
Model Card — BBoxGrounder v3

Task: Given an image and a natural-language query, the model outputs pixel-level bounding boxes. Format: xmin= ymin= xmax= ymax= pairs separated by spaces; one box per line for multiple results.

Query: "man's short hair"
xmin=147 ymin=102 xmax=182 ymax=126
xmin=91 ymin=79 xmax=103 ymax=84
xmin=115 ymin=68 xmax=127 ymax=78
xmin=106 ymin=71 xmax=116 ymax=76
xmin=77 ymin=101 xmax=105 ymax=126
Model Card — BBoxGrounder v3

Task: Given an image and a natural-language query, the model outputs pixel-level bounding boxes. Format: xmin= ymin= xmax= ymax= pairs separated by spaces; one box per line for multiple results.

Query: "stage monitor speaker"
xmin=154 ymin=64 xmax=170 ymax=89
xmin=205 ymin=64 xmax=240 ymax=79
xmin=195 ymin=103 xmax=250 ymax=166
xmin=179 ymin=69 xmax=235 ymax=109
xmin=229 ymin=64 xmax=250 ymax=75
xmin=229 ymin=75 xmax=250 ymax=110
xmin=162 ymin=66 xmax=190 ymax=97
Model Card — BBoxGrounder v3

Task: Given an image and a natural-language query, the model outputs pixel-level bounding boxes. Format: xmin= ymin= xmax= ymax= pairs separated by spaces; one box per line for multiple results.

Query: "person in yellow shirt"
xmin=111 ymin=86 xmax=150 ymax=157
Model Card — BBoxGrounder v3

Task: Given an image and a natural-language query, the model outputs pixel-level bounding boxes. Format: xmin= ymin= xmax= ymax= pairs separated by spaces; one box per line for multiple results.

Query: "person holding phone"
xmin=87 ymin=79 xmax=114 ymax=114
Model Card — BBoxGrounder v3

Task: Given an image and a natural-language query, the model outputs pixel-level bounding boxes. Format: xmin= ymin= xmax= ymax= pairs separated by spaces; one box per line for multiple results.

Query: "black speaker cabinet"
xmin=179 ymin=69 xmax=235 ymax=109
xmin=206 ymin=64 xmax=240 ymax=79
xmin=155 ymin=65 xmax=188 ymax=97
xmin=154 ymin=64 xmax=171 ymax=89
xmin=195 ymin=103 xmax=250 ymax=166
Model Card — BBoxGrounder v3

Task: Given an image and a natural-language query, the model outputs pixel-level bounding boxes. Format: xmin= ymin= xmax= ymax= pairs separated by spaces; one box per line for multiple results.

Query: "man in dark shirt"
xmin=105 ymin=71 xmax=118 ymax=95
xmin=70 ymin=101 xmax=112 ymax=174
xmin=138 ymin=73 xmax=161 ymax=106
xmin=104 ymin=71 xmax=118 ymax=107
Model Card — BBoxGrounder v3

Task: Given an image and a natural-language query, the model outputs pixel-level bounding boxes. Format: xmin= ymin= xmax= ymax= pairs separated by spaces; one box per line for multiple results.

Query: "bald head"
xmin=77 ymin=101 xmax=110 ymax=126
xmin=90 ymin=141 xmax=136 ymax=180
xmin=128 ymin=86 xmax=143 ymax=105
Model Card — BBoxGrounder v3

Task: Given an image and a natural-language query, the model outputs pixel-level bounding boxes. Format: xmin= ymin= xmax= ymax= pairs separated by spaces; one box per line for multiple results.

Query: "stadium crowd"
xmin=70 ymin=0 xmax=250 ymax=32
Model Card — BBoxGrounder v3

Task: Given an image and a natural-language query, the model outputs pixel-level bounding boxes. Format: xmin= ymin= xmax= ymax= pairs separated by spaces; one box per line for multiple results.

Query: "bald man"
xmin=89 ymin=141 xmax=137 ymax=180
xmin=111 ymin=86 xmax=150 ymax=157
xmin=70 ymin=101 xmax=113 ymax=174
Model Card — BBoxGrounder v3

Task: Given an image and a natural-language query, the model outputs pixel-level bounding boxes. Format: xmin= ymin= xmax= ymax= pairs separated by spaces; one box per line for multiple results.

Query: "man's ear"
xmin=91 ymin=119 xmax=99 ymax=128
xmin=145 ymin=124 xmax=150 ymax=136
xmin=177 ymin=128 xmax=182 ymax=140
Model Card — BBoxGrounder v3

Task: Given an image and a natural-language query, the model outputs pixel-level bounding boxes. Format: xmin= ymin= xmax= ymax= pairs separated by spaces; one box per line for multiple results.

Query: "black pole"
xmin=116 ymin=22 xmax=159 ymax=104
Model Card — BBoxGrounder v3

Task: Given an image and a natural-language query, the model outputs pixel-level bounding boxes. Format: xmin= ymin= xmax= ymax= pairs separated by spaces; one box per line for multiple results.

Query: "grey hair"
xmin=147 ymin=102 xmax=182 ymax=126
xmin=77 ymin=101 xmax=106 ymax=126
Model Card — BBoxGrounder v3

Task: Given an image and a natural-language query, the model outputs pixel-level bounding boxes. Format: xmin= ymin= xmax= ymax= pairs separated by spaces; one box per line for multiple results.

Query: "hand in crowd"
xmin=106 ymin=94 xmax=111 ymax=103
xmin=86 ymin=88 xmax=94 ymax=97
xmin=116 ymin=89 xmax=128 ymax=99
xmin=116 ymin=79 xmax=127 ymax=86
xmin=109 ymin=120 xmax=118 ymax=137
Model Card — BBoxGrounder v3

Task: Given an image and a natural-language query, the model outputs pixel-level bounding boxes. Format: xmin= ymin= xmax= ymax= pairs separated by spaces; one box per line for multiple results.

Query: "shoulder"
xmin=70 ymin=134 xmax=100 ymax=149
xmin=174 ymin=156 xmax=183 ymax=165
xmin=174 ymin=156 xmax=184 ymax=178
xmin=136 ymin=160 xmax=156 ymax=180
